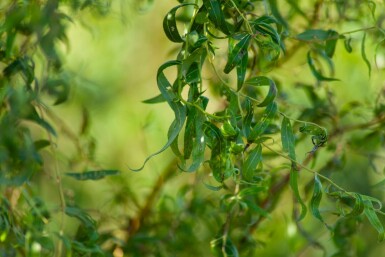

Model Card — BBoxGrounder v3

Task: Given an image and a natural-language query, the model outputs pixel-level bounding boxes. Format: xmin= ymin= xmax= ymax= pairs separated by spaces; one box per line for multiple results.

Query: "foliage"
xmin=0 ymin=0 xmax=385 ymax=257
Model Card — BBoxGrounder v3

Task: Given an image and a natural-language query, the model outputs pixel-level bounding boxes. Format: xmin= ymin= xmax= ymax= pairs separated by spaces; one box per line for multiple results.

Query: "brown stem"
xmin=127 ymin=158 xmax=178 ymax=236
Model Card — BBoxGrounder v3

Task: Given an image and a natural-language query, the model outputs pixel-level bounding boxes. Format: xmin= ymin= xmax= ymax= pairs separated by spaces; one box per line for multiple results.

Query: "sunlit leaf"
xmin=245 ymin=76 xmax=277 ymax=107
xmin=142 ymin=94 xmax=166 ymax=104
xmin=242 ymin=144 xmax=262 ymax=182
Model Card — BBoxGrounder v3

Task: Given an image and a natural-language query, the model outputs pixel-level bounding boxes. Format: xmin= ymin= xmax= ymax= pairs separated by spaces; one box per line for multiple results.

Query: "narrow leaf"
xmin=281 ymin=116 xmax=296 ymax=161
xmin=361 ymin=33 xmax=371 ymax=77
xmin=364 ymin=201 xmax=385 ymax=241
xmin=242 ymin=144 xmax=262 ymax=182
xmin=245 ymin=76 xmax=277 ymax=107
xmin=66 ymin=170 xmax=119 ymax=181
xmin=236 ymin=48 xmax=248 ymax=91
xmin=290 ymin=168 xmax=307 ymax=221
xmin=307 ymin=51 xmax=339 ymax=82
xmin=224 ymin=34 xmax=251 ymax=74
xmin=142 ymin=94 xmax=166 ymax=104
xmin=130 ymin=61 xmax=187 ymax=171
xmin=248 ymin=101 xmax=277 ymax=141
xmin=296 ymin=29 xmax=337 ymax=42
xmin=310 ymin=175 xmax=325 ymax=224
xmin=345 ymin=193 xmax=365 ymax=217
xmin=203 ymin=0 xmax=231 ymax=35
xmin=344 ymin=37 xmax=353 ymax=53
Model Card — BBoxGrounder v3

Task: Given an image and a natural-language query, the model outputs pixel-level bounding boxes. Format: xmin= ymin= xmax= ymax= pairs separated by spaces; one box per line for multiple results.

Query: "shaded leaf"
xmin=290 ymin=168 xmax=307 ymax=221
xmin=296 ymin=29 xmax=338 ymax=42
xmin=307 ymin=51 xmax=339 ymax=82
xmin=224 ymin=34 xmax=251 ymax=74
xmin=361 ymin=32 xmax=371 ymax=77
xmin=66 ymin=170 xmax=119 ymax=180
xmin=211 ymin=236 xmax=239 ymax=257
xmin=242 ymin=144 xmax=262 ymax=182
xmin=203 ymin=0 xmax=231 ymax=35
xmin=310 ymin=175 xmax=324 ymax=224
xmin=364 ymin=201 xmax=385 ymax=241
xmin=248 ymin=101 xmax=277 ymax=141
xmin=344 ymin=37 xmax=353 ymax=53
xmin=281 ymin=116 xmax=296 ymax=161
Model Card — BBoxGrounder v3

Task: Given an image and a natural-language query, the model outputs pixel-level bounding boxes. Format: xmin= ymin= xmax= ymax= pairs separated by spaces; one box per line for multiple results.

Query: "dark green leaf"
xmin=361 ymin=33 xmax=371 ymax=77
xmin=65 ymin=170 xmax=119 ymax=180
xmin=238 ymin=185 xmax=265 ymax=198
xmin=344 ymin=37 xmax=353 ymax=53
xmin=224 ymin=34 xmax=251 ymax=74
xmin=245 ymin=76 xmax=278 ymax=107
xmin=211 ymin=236 xmax=239 ymax=257
xmin=281 ymin=116 xmax=296 ymax=161
xmin=242 ymin=98 xmax=253 ymax=138
xmin=296 ymin=29 xmax=338 ymax=42
xmin=290 ymin=168 xmax=307 ymax=221
xmin=325 ymin=30 xmax=339 ymax=57
xmin=307 ymin=51 xmax=339 ymax=82
xmin=203 ymin=0 xmax=231 ymax=35
xmin=163 ymin=4 xmax=196 ymax=43
xmin=236 ymin=48 xmax=248 ymax=91
xmin=310 ymin=175 xmax=324 ymax=224
xmin=34 ymin=140 xmax=51 ymax=150
xmin=242 ymin=144 xmax=262 ymax=182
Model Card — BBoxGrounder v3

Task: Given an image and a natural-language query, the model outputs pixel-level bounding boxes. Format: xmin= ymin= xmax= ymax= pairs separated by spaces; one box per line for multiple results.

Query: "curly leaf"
xmin=310 ymin=175 xmax=325 ymax=224
xmin=130 ymin=61 xmax=186 ymax=171
xmin=245 ymin=76 xmax=277 ymax=107
xmin=163 ymin=4 xmax=196 ymax=43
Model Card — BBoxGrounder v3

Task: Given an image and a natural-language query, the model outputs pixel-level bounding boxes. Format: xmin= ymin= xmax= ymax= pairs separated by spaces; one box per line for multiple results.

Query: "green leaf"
xmin=344 ymin=37 xmax=353 ymax=53
xmin=204 ymin=121 xmax=228 ymax=182
xmin=290 ymin=168 xmax=307 ymax=221
xmin=281 ymin=116 xmax=296 ymax=161
xmin=238 ymin=185 xmax=265 ymax=198
xmin=163 ymin=4 xmax=195 ymax=43
xmin=65 ymin=170 xmax=119 ymax=180
xmin=203 ymin=0 xmax=231 ymax=35
xmin=310 ymin=175 xmax=324 ymax=224
xmin=364 ymin=201 xmax=385 ymax=241
xmin=361 ymin=32 xmax=371 ymax=77
xmin=296 ymin=29 xmax=339 ymax=42
xmin=34 ymin=139 xmax=51 ymax=150
xmin=236 ymin=47 xmax=248 ymax=91
xmin=142 ymin=94 xmax=166 ymax=104
xmin=325 ymin=30 xmax=339 ymax=57
xmin=242 ymin=144 xmax=262 ymax=182
xmin=242 ymin=98 xmax=253 ymax=138
xmin=307 ymin=51 xmax=339 ymax=82
xmin=65 ymin=206 xmax=96 ymax=229
xmin=130 ymin=61 xmax=187 ymax=171
xmin=345 ymin=193 xmax=365 ymax=217
xmin=248 ymin=101 xmax=278 ymax=141
xmin=224 ymin=34 xmax=251 ymax=74
xmin=245 ymin=76 xmax=277 ymax=107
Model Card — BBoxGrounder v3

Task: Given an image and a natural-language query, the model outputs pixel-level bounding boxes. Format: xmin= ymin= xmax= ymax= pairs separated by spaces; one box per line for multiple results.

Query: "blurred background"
xmin=24 ymin=0 xmax=385 ymax=256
